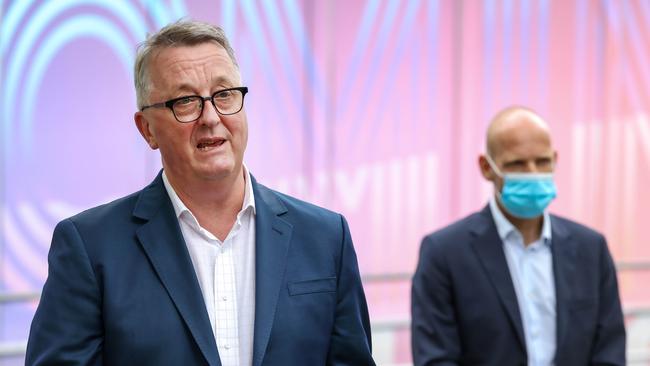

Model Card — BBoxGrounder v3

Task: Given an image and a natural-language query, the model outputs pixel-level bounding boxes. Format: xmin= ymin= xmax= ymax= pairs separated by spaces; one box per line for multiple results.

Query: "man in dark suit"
xmin=26 ymin=20 xmax=374 ymax=366
xmin=411 ymin=106 xmax=626 ymax=366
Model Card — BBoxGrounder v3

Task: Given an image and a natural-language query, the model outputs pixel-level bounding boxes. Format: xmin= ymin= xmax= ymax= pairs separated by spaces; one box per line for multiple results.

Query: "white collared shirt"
xmin=163 ymin=168 xmax=256 ymax=366
xmin=489 ymin=196 xmax=556 ymax=366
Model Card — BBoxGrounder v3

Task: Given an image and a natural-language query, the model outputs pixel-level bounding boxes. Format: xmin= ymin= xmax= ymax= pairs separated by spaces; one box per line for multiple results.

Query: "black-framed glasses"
xmin=140 ymin=86 xmax=248 ymax=123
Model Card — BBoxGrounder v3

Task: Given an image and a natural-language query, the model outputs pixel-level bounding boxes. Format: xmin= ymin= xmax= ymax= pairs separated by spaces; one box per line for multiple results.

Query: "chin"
xmin=196 ymin=162 xmax=240 ymax=181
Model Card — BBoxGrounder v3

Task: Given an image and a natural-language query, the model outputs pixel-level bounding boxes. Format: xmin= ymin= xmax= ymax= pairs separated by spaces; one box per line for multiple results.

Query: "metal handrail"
xmin=0 ymin=292 xmax=39 ymax=304
xmin=616 ymin=261 xmax=650 ymax=271
xmin=624 ymin=305 xmax=650 ymax=318
xmin=0 ymin=341 xmax=26 ymax=357
xmin=369 ymin=305 xmax=650 ymax=332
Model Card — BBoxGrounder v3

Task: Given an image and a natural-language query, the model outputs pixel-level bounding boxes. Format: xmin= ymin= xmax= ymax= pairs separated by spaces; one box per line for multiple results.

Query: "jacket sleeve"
xmin=326 ymin=215 xmax=376 ymax=366
xmin=411 ymin=235 xmax=460 ymax=366
xmin=25 ymin=218 xmax=103 ymax=366
xmin=589 ymin=236 xmax=626 ymax=366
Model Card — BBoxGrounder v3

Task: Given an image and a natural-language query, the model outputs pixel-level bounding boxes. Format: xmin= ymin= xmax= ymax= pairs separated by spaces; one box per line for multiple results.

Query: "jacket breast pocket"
xmin=288 ymin=277 xmax=337 ymax=296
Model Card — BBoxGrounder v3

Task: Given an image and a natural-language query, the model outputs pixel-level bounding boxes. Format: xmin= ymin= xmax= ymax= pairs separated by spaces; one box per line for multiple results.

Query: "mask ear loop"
xmin=484 ymin=154 xmax=503 ymax=178
xmin=485 ymin=154 xmax=506 ymax=203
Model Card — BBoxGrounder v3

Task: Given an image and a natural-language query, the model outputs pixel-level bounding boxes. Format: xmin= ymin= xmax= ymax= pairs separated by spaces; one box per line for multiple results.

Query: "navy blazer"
xmin=411 ymin=206 xmax=625 ymax=366
xmin=26 ymin=172 xmax=375 ymax=366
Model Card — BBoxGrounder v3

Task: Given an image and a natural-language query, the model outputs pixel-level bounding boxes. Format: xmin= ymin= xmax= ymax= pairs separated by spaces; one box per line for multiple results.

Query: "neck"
xmin=497 ymin=199 xmax=543 ymax=246
xmin=166 ymin=168 xmax=246 ymax=241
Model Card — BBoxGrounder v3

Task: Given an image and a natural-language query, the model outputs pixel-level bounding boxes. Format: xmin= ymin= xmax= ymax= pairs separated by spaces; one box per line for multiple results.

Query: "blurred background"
xmin=1 ymin=0 xmax=649 ymax=365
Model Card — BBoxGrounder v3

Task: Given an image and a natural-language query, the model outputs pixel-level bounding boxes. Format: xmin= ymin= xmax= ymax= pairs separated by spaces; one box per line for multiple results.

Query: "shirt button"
xmin=224 ymin=344 xmax=230 ymax=350
xmin=222 ymin=296 xmax=228 ymax=301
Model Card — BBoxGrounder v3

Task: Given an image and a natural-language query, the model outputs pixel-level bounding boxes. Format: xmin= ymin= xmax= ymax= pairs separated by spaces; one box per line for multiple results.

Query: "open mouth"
xmin=196 ymin=138 xmax=226 ymax=151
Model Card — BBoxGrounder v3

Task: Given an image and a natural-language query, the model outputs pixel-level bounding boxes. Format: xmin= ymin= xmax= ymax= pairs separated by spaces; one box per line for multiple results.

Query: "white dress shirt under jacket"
xmin=489 ymin=196 xmax=556 ymax=366
xmin=163 ymin=169 xmax=256 ymax=366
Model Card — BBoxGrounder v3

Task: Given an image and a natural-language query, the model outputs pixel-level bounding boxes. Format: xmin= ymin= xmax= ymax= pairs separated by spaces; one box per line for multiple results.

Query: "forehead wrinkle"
xmin=150 ymin=45 xmax=240 ymax=95
xmin=206 ymin=70 xmax=238 ymax=88
xmin=163 ymin=71 xmax=238 ymax=94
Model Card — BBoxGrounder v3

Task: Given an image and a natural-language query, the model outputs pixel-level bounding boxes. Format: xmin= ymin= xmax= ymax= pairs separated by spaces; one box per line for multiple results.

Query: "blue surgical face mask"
xmin=485 ymin=155 xmax=557 ymax=219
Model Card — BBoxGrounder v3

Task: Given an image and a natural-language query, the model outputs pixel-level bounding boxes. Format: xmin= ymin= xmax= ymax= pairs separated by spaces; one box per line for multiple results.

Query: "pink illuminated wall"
xmin=2 ymin=0 xmax=649 ymax=364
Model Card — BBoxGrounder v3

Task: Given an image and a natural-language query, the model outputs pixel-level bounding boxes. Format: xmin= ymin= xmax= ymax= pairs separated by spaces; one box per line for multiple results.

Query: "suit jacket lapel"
xmin=251 ymin=178 xmax=292 ymax=366
xmin=549 ymin=216 xmax=576 ymax=360
xmin=470 ymin=206 xmax=527 ymax=351
xmin=133 ymin=172 xmax=221 ymax=366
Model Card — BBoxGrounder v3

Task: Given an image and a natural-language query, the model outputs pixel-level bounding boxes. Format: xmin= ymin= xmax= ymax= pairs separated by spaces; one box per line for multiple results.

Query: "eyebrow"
xmin=503 ymin=156 xmax=553 ymax=166
xmin=503 ymin=160 xmax=526 ymax=166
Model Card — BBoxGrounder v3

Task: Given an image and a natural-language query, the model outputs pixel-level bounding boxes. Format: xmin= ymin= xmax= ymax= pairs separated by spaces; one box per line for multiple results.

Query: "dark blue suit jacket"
xmin=411 ymin=206 xmax=625 ymax=366
xmin=26 ymin=172 xmax=374 ymax=366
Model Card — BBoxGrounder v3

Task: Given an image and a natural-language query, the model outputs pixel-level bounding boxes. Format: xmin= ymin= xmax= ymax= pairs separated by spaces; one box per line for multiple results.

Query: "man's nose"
xmin=197 ymin=99 xmax=221 ymax=126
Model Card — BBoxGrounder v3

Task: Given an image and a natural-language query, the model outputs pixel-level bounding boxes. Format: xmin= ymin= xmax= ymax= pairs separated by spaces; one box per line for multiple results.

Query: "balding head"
xmin=479 ymin=105 xmax=557 ymax=186
xmin=486 ymin=106 xmax=551 ymax=159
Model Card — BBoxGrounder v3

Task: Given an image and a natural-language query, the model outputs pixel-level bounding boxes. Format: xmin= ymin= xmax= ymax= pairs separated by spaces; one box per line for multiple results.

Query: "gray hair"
xmin=134 ymin=20 xmax=239 ymax=109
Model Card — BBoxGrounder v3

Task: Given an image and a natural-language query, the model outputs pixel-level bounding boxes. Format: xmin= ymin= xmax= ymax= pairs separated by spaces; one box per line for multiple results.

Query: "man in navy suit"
xmin=26 ymin=20 xmax=374 ymax=366
xmin=411 ymin=106 xmax=625 ymax=366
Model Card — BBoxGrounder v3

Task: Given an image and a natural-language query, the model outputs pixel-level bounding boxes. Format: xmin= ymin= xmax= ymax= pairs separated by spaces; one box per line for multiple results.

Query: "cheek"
xmin=154 ymin=124 xmax=192 ymax=152
xmin=493 ymin=178 xmax=504 ymax=192
xmin=241 ymin=121 xmax=248 ymax=148
xmin=226 ymin=116 xmax=248 ymax=147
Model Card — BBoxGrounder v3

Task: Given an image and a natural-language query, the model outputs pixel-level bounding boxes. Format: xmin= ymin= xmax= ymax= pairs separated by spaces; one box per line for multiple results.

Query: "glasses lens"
xmin=213 ymin=89 xmax=243 ymax=115
xmin=173 ymin=96 xmax=202 ymax=122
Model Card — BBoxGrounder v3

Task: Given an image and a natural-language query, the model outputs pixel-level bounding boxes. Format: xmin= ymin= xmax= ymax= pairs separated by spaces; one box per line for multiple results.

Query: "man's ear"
xmin=134 ymin=112 xmax=158 ymax=150
xmin=478 ymin=155 xmax=494 ymax=181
